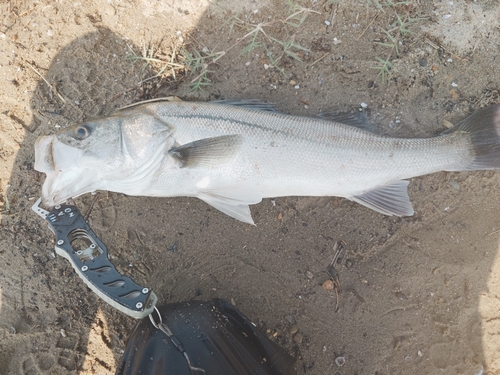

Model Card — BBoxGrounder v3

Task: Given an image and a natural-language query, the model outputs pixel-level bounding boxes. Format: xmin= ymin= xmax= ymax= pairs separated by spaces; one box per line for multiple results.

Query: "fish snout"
xmin=34 ymin=135 xmax=56 ymax=174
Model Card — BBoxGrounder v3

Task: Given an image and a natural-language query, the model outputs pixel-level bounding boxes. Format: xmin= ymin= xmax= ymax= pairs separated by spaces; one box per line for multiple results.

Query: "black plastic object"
xmin=116 ymin=299 xmax=297 ymax=375
xmin=42 ymin=202 xmax=157 ymax=318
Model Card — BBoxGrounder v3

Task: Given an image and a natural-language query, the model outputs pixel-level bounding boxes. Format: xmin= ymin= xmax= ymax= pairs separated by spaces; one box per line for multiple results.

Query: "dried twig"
xmin=425 ymin=38 xmax=465 ymax=61
xmin=357 ymin=14 xmax=378 ymax=40
xmin=24 ymin=60 xmax=67 ymax=103
xmin=326 ymin=241 xmax=346 ymax=312
xmin=308 ymin=52 xmax=331 ymax=68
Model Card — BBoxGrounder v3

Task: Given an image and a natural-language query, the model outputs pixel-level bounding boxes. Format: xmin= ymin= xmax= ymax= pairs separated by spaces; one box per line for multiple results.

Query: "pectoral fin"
xmin=350 ymin=180 xmax=414 ymax=216
xmin=169 ymin=135 xmax=243 ymax=168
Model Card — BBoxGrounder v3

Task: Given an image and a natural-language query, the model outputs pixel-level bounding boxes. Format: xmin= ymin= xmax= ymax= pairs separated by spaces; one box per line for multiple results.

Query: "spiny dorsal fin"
xmin=169 ymin=135 xmax=243 ymax=168
xmin=212 ymin=99 xmax=278 ymax=112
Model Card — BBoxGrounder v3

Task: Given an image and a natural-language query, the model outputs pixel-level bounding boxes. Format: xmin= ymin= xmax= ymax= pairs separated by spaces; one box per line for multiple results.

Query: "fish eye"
xmin=74 ymin=124 xmax=91 ymax=140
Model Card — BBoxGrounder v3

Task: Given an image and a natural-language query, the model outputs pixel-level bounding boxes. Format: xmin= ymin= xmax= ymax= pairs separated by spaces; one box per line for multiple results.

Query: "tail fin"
xmin=446 ymin=105 xmax=500 ymax=170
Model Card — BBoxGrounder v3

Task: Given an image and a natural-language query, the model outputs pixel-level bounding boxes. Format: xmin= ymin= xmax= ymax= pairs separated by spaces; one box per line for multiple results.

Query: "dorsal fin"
xmin=212 ymin=99 xmax=278 ymax=112
xmin=317 ymin=111 xmax=376 ymax=133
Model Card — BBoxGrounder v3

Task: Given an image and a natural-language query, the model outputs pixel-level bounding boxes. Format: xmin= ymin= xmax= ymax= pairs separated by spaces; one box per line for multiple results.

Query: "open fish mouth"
xmin=35 ymin=135 xmax=100 ymax=206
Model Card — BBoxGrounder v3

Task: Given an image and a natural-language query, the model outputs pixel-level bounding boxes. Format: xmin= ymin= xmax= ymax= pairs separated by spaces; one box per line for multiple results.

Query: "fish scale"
xmin=35 ymin=100 xmax=500 ymax=224
xmin=149 ymin=103 xmax=471 ymax=191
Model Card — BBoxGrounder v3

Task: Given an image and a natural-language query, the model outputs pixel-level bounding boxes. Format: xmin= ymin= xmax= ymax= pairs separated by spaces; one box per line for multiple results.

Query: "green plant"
xmin=126 ymin=42 xmax=184 ymax=82
xmin=127 ymin=1 xmax=321 ymax=91
xmin=364 ymin=0 xmax=412 ymax=10
xmin=371 ymin=56 xmax=393 ymax=83
xmin=215 ymin=2 xmax=318 ymax=73
xmin=370 ymin=4 xmax=422 ymax=83
xmin=394 ymin=14 xmax=424 ymax=36
xmin=374 ymin=28 xmax=399 ymax=55
xmin=179 ymin=48 xmax=222 ymax=91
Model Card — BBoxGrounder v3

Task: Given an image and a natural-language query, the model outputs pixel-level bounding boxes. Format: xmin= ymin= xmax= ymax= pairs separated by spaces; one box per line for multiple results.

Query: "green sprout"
xmin=371 ymin=56 xmax=393 ymax=83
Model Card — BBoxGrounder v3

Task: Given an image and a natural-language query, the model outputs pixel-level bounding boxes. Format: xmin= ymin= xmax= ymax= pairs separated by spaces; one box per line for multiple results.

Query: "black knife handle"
xmin=46 ymin=204 xmax=157 ymax=319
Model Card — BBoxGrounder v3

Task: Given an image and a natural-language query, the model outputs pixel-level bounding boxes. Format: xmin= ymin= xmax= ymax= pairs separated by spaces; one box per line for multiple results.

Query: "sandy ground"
xmin=1 ymin=0 xmax=500 ymax=374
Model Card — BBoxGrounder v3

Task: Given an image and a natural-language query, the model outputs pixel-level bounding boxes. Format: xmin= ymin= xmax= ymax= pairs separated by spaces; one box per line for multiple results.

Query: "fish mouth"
xmin=35 ymin=135 xmax=100 ymax=206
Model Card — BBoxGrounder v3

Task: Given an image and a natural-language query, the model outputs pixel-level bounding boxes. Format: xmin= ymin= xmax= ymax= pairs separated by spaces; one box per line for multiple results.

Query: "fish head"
xmin=35 ymin=111 xmax=172 ymax=206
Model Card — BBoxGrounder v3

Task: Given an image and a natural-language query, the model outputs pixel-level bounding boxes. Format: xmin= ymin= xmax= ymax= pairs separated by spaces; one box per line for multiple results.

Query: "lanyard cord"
xmin=148 ymin=307 xmax=206 ymax=375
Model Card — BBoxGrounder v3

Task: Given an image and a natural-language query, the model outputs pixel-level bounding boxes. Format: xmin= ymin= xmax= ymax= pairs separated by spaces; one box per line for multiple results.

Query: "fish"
xmin=34 ymin=100 xmax=500 ymax=224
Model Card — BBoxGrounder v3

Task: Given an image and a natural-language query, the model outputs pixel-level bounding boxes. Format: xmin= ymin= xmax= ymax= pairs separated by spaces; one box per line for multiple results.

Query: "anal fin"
xmin=350 ymin=180 xmax=414 ymax=216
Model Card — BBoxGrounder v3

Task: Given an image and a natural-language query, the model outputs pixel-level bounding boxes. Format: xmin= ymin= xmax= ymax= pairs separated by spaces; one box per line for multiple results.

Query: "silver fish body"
xmin=35 ymin=101 xmax=500 ymax=224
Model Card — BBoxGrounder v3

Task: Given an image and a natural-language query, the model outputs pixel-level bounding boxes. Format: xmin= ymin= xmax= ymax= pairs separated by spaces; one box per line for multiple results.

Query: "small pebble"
xmin=360 ymin=102 xmax=368 ymax=108
xmin=176 ymin=30 xmax=184 ymax=43
xmin=335 ymin=356 xmax=346 ymax=367
xmin=451 ymin=82 xmax=458 ymax=87
xmin=288 ymin=325 xmax=298 ymax=335
xmin=322 ymin=279 xmax=334 ymax=291
xmin=395 ymin=291 xmax=408 ymax=301
xmin=264 ymin=64 xmax=269 ymax=69
xmin=245 ymin=61 xmax=250 ymax=66
xmin=418 ymin=350 xmax=423 ymax=357
xmin=325 ymin=20 xmax=331 ymax=26
xmin=448 ymin=181 xmax=460 ymax=191
xmin=289 ymin=80 xmax=297 ymax=85
xmin=442 ymin=119 xmax=454 ymax=129
xmin=60 ymin=329 xmax=67 ymax=337
xmin=306 ymin=271 xmax=314 ymax=279
xmin=293 ymin=332 xmax=303 ymax=344
xmin=294 ymin=84 xmax=300 ymax=90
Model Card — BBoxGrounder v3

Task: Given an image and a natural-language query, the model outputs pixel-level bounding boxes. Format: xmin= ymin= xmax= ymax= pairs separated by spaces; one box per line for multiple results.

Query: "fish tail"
xmin=447 ymin=105 xmax=500 ymax=170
